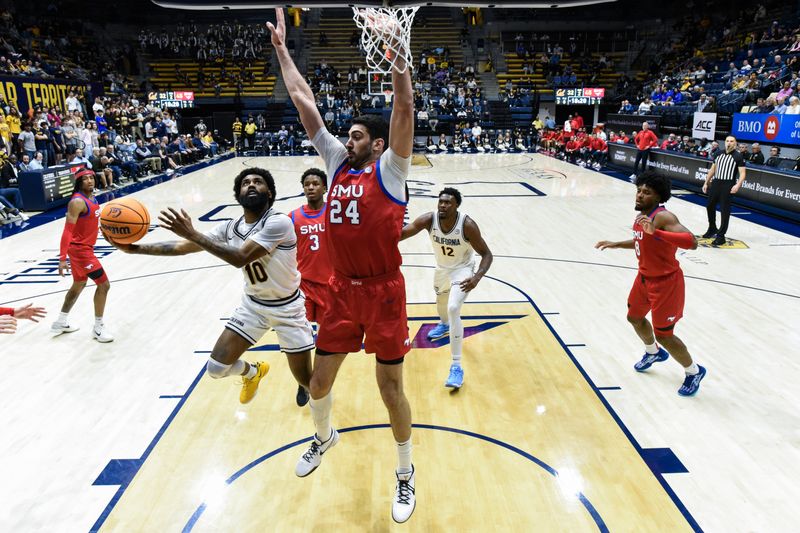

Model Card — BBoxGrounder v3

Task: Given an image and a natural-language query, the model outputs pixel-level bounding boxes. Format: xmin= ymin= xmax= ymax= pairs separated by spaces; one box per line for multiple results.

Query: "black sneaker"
xmin=296 ymin=384 xmax=309 ymax=407
xmin=712 ymin=235 xmax=726 ymax=246
xmin=701 ymin=229 xmax=717 ymax=239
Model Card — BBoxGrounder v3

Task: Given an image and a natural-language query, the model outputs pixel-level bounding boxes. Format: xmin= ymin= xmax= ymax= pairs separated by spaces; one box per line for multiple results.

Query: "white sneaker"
xmin=92 ymin=325 xmax=114 ymax=343
xmin=51 ymin=322 xmax=80 ymax=337
xmin=392 ymin=465 xmax=416 ymax=523
xmin=295 ymin=428 xmax=339 ymax=477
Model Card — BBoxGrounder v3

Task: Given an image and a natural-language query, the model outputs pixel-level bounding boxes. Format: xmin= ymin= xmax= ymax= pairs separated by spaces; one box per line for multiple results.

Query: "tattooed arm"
xmin=108 ymin=238 xmax=203 ymax=256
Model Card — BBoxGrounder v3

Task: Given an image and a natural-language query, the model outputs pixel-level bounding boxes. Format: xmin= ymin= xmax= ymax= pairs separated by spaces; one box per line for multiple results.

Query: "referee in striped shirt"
xmin=702 ymin=135 xmax=747 ymax=246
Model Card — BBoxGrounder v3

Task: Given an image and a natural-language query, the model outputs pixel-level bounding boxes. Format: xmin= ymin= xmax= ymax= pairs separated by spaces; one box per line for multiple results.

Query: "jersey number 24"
xmin=329 ymin=199 xmax=360 ymax=225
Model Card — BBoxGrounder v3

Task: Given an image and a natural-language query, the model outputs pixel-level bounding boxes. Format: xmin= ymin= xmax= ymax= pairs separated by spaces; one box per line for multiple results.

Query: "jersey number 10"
xmin=245 ymin=261 xmax=269 ymax=284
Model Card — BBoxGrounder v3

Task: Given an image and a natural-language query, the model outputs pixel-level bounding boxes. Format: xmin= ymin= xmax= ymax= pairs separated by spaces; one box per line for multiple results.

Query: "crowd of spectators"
xmin=139 ymin=21 xmax=267 ymax=64
xmin=510 ymin=32 xmax=614 ymax=88
xmin=621 ymin=2 xmax=800 ymax=118
xmin=0 ymin=88 xmax=230 ymax=222
xmin=0 ymin=9 xmax=136 ymax=83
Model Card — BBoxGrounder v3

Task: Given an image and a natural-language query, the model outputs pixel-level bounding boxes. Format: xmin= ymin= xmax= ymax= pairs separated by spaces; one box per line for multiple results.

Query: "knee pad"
xmin=206 ymin=359 xmax=232 ymax=379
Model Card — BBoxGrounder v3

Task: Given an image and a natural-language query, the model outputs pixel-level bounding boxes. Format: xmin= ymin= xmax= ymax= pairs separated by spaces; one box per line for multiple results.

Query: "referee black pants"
xmin=706 ymin=179 xmax=735 ymax=236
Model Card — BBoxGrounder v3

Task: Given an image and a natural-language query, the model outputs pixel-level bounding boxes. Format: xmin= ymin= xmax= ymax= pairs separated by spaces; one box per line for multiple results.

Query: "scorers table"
xmin=19 ymin=163 xmax=88 ymax=212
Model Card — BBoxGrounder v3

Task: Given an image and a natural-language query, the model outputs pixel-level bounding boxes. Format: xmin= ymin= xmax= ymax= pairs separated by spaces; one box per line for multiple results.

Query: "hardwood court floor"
xmin=0 ymin=153 xmax=798 ymax=532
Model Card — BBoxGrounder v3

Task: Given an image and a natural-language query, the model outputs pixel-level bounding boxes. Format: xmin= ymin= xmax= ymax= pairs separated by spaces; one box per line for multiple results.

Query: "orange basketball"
xmin=100 ymin=197 xmax=150 ymax=244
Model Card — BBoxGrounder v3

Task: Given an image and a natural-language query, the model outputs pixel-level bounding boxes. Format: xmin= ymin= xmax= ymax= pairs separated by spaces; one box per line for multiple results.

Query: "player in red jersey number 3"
xmin=51 ymin=169 xmax=114 ymax=343
xmin=596 ymin=171 xmax=706 ymax=396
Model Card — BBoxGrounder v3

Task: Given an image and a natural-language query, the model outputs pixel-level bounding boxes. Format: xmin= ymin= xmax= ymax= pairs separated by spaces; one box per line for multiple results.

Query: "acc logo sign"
xmin=764 ymin=115 xmax=780 ymax=141
xmin=108 ymin=207 xmax=122 ymax=218
xmin=695 ymin=120 xmax=713 ymax=132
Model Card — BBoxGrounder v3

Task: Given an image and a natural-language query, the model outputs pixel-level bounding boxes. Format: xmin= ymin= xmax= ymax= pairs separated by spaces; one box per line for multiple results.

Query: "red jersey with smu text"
xmin=633 ymin=206 xmax=680 ymax=278
xmin=290 ymin=204 xmax=332 ymax=284
xmin=69 ymin=192 xmax=100 ymax=248
xmin=327 ymin=160 xmax=406 ymax=278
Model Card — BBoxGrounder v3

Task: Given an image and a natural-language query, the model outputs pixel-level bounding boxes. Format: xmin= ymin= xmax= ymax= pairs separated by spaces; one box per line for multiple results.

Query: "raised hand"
xmin=635 ymin=214 xmax=655 ymax=234
xmin=266 ymin=8 xmax=285 ymax=48
xmin=158 ymin=207 xmax=196 ymax=240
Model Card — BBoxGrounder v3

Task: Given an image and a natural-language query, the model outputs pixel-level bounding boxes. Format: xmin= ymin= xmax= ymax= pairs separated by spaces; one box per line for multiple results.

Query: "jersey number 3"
xmin=329 ymin=199 xmax=360 ymax=225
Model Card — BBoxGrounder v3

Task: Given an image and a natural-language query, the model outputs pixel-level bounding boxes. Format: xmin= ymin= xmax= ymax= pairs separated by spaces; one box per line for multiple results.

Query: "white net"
xmin=352 ymin=7 xmax=418 ymax=75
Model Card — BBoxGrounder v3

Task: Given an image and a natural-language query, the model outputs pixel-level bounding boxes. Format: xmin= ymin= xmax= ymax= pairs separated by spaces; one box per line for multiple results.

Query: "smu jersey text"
xmin=290 ymin=204 xmax=332 ymax=284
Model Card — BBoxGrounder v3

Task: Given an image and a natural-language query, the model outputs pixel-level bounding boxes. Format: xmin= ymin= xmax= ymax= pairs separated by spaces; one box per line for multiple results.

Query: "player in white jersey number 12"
xmin=401 ymin=187 xmax=493 ymax=388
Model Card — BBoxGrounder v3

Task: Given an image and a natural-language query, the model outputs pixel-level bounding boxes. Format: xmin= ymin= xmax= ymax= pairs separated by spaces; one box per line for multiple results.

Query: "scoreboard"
xmin=19 ymin=163 xmax=87 ymax=211
xmin=43 ymin=165 xmax=81 ymax=204
xmin=148 ymin=91 xmax=195 ymax=108
xmin=556 ymin=87 xmax=605 ymax=105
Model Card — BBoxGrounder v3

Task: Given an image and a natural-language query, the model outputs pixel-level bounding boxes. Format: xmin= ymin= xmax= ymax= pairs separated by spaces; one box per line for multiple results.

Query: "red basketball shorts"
xmin=301 ymin=278 xmax=329 ymax=323
xmin=316 ymin=269 xmax=410 ymax=361
xmin=67 ymin=246 xmax=108 ymax=284
xmin=627 ymin=269 xmax=685 ymax=336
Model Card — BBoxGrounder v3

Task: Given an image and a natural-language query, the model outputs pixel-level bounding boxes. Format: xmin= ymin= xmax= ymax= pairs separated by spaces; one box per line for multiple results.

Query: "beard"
xmin=238 ymin=191 xmax=270 ymax=211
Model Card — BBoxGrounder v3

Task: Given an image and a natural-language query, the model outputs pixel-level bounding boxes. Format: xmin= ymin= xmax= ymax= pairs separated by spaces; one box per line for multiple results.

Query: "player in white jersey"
xmin=107 ymin=167 xmax=314 ymax=405
xmin=400 ymin=187 xmax=493 ymax=388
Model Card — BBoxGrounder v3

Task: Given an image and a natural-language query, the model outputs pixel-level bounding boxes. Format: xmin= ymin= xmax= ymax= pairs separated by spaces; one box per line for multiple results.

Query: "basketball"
xmin=99 ymin=197 xmax=150 ymax=244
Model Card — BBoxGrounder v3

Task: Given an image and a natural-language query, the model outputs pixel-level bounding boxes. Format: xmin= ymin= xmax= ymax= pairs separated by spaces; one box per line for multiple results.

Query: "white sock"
xmin=310 ymin=392 xmax=333 ymax=442
xmin=448 ymin=284 xmax=467 ymax=358
xmin=94 ymin=317 xmax=103 ymax=330
xmin=684 ymin=362 xmax=699 ymax=375
xmin=451 ymin=353 xmax=462 ymax=368
xmin=231 ymin=360 xmax=256 ymax=378
xmin=396 ymin=438 xmax=412 ymax=474
xmin=58 ymin=312 xmax=69 ymax=324
xmin=644 ymin=342 xmax=659 ymax=355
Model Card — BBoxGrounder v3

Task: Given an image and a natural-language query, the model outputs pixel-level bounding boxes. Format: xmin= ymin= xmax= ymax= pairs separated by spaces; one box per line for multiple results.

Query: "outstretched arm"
xmin=461 ymin=217 xmax=493 ymax=292
xmin=400 ymin=212 xmax=433 ymax=241
xmin=156 ymin=208 xmax=269 ymax=268
xmin=595 ymin=239 xmax=635 ymax=250
xmin=267 ymin=8 xmax=325 ymax=140
xmin=389 ymin=63 xmax=414 ymax=158
xmin=108 ymin=237 xmax=203 ymax=256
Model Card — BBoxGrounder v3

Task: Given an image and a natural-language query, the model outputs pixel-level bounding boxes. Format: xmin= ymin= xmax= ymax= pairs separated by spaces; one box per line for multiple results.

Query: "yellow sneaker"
xmin=240 ymin=361 xmax=270 ymax=404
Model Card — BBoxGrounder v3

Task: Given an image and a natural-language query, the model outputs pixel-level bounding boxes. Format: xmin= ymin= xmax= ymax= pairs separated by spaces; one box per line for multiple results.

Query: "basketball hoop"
xmin=352 ymin=6 xmax=418 ymax=75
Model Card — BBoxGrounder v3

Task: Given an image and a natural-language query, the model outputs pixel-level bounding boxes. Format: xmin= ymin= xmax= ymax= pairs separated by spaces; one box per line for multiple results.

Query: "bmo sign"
xmin=732 ymin=113 xmax=799 ymax=144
